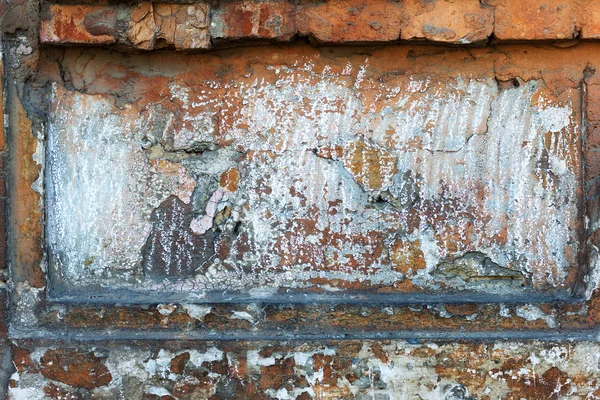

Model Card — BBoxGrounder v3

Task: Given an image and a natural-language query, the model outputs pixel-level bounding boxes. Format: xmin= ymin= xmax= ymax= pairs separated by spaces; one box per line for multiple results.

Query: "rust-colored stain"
xmin=10 ymin=95 xmax=44 ymax=288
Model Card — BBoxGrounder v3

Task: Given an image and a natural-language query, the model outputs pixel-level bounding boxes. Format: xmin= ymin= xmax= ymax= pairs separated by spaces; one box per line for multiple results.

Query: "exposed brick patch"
xmin=129 ymin=2 xmax=210 ymax=50
xmin=212 ymin=1 xmax=296 ymax=41
xmin=493 ymin=0 xmax=579 ymax=40
xmin=170 ymin=352 xmax=190 ymax=374
xmin=8 ymin=341 xmax=600 ymax=398
xmin=9 ymin=93 xmax=44 ymax=287
xmin=580 ymin=0 xmax=600 ymax=39
xmin=39 ymin=348 xmax=112 ymax=390
xmin=39 ymin=1 xmax=600 ymax=47
xmin=297 ymin=0 xmax=404 ymax=43
xmin=12 ymin=347 xmax=35 ymax=374
xmin=40 ymin=4 xmax=117 ymax=45
xmin=401 ymin=0 xmax=493 ymax=43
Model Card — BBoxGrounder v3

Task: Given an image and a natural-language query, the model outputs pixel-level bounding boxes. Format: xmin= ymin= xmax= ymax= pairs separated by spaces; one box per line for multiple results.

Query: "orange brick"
xmin=401 ymin=0 xmax=493 ymax=43
xmin=40 ymin=4 xmax=117 ymax=45
xmin=128 ymin=2 xmax=210 ymax=50
xmin=580 ymin=0 xmax=600 ymax=39
xmin=212 ymin=1 xmax=296 ymax=41
xmin=493 ymin=0 xmax=578 ymax=40
xmin=297 ymin=0 xmax=404 ymax=43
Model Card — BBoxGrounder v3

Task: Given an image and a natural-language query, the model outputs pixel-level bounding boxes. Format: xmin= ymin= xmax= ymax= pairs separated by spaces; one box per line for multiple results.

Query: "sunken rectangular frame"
xmin=7 ymin=41 xmax=600 ymax=341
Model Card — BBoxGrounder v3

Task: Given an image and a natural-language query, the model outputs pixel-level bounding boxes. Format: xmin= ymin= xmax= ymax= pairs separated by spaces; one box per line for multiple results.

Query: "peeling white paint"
xmin=516 ymin=304 xmax=557 ymax=328
xmin=188 ymin=348 xmax=224 ymax=367
xmin=182 ymin=304 xmax=212 ymax=320
xmin=46 ymin=63 xmax=582 ymax=297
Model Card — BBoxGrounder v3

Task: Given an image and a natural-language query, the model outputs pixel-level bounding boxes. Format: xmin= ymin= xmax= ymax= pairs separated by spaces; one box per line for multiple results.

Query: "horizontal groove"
xmin=10 ymin=327 xmax=600 ymax=342
xmin=46 ymin=289 xmax=584 ymax=305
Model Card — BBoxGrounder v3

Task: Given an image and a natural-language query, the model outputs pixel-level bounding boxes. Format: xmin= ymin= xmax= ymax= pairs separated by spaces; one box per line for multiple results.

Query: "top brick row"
xmin=40 ymin=0 xmax=600 ymax=49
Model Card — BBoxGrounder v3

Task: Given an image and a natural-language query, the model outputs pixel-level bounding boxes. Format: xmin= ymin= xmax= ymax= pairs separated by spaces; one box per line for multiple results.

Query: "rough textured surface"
xmin=45 ymin=47 xmax=582 ymax=300
xmin=8 ymin=39 xmax=600 ymax=335
xmin=39 ymin=0 xmax=600 ymax=48
xmin=9 ymin=340 xmax=600 ymax=399
xmin=212 ymin=1 xmax=296 ymax=41
xmin=8 ymin=0 xmax=600 ymax=397
xmin=493 ymin=0 xmax=579 ymax=40
xmin=129 ymin=3 xmax=210 ymax=50
xmin=401 ymin=0 xmax=494 ymax=43
xmin=40 ymin=4 xmax=117 ymax=45
xmin=296 ymin=0 xmax=405 ymax=43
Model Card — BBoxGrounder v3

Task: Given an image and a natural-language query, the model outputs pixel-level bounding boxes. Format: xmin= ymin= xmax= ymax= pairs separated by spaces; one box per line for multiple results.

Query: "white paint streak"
xmin=47 ymin=84 xmax=195 ymax=286
xmin=47 ymin=64 xmax=581 ymax=295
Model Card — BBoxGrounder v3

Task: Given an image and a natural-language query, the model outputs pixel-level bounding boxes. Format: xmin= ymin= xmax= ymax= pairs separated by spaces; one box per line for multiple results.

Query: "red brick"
xmin=35 ymin=1 xmax=600 ymax=47
xmin=13 ymin=347 xmax=35 ymax=374
xmin=40 ymin=348 xmax=112 ymax=389
xmin=297 ymin=0 xmax=404 ymax=43
xmin=213 ymin=1 xmax=296 ymax=41
xmin=40 ymin=5 xmax=117 ymax=45
xmin=493 ymin=0 xmax=578 ymax=40
xmin=445 ymin=303 xmax=479 ymax=316
xmin=402 ymin=0 xmax=493 ymax=43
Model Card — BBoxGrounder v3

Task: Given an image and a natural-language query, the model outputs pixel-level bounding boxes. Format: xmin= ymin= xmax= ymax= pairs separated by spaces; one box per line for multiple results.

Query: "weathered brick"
xmin=12 ymin=347 xmax=35 ymax=374
xmin=129 ymin=2 xmax=210 ymax=50
xmin=212 ymin=1 xmax=296 ymax=41
xmin=40 ymin=4 xmax=117 ymax=45
xmin=402 ymin=0 xmax=493 ymax=43
xmin=34 ymin=1 xmax=600 ymax=47
xmin=9 ymin=90 xmax=44 ymax=287
xmin=580 ymin=0 xmax=600 ymax=38
xmin=9 ymin=341 xmax=600 ymax=398
xmin=297 ymin=0 xmax=404 ymax=43
xmin=493 ymin=0 xmax=578 ymax=40
xmin=39 ymin=348 xmax=112 ymax=390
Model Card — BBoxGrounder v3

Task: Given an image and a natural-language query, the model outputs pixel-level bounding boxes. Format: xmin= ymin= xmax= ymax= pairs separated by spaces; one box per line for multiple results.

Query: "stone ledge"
xmin=39 ymin=1 xmax=600 ymax=50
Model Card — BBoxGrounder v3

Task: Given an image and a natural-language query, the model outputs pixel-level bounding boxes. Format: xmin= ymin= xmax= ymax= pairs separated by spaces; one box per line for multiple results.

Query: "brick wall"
xmin=5 ymin=1 xmax=600 ymax=398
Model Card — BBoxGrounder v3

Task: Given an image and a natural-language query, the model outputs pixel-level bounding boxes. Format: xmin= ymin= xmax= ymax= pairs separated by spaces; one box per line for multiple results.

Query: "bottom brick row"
xmin=5 ymin=339 xmax=600 ymax=399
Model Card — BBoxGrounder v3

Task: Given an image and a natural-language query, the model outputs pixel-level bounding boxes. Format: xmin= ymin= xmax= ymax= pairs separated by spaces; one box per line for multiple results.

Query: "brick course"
xmin=38 ymin=1 xmax=600 ymax=48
